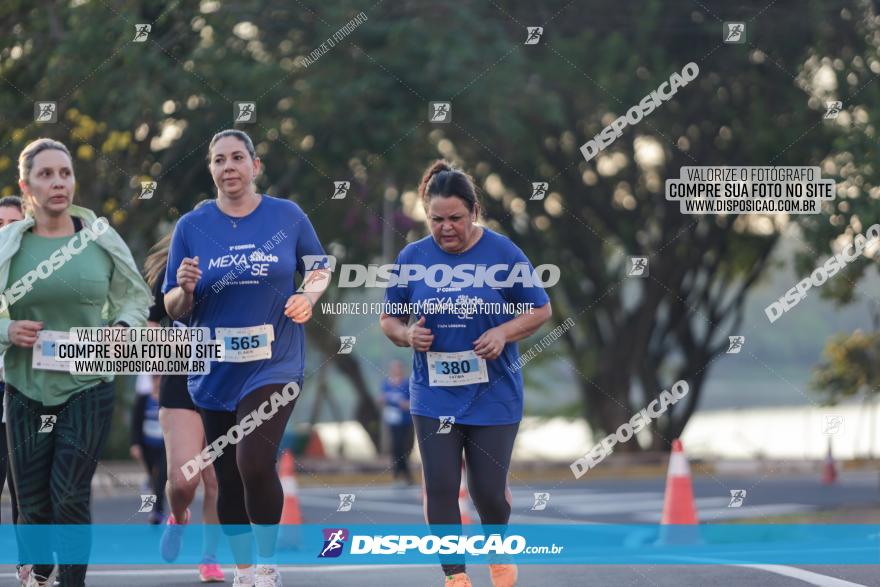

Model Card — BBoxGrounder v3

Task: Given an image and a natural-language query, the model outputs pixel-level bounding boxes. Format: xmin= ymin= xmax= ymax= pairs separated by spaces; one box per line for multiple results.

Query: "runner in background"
xmin=130 ymin=372 xmax=166 ymax=524
xmin=144 ymin=207 xmax=225 ymax=583
xmin=380 ymin=160 xmax=552 ymax=587
xmin=0 ymin=195 xmax=24 ymax=529
xmin=2 ymin=138 xmax=152 ymax=587
xmin=380 ymin=359 xmax=414 ymax=486
xmin=163 ymin=129 xmax=329 ymax=587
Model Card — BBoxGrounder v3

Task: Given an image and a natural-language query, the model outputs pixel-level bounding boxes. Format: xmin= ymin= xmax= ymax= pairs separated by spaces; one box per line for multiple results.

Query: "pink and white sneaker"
xmin=199 ymin=555 xmax=225 ymax=583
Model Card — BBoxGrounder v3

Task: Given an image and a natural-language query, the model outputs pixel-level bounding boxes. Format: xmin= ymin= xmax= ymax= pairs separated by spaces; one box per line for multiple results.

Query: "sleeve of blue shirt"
xmin=503 ymin=240 xmax=550 ymax=308
xmin=382 ymin=248 xmax=412 ymax=319
xmin=293 ymin=209 xmax=326 ymax=278
xmin=162 ymin=220 xmax=189 ymax=294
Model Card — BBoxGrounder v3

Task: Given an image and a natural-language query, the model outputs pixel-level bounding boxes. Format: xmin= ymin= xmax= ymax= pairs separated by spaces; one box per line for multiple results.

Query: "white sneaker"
xmin=232 ymin=566 xmax=255 ymax=586
xmin=24 ymin=572 xmax=51 ymax=587
xmin=254 ymin=565 xmax=282 ymax=587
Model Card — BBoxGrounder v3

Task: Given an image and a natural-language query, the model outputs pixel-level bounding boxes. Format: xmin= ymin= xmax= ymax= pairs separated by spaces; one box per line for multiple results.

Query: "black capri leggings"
xmin=200 ymin=383 xmax=297 ymax=529
xmin=413 ymin=415 xmax=519 ymax=577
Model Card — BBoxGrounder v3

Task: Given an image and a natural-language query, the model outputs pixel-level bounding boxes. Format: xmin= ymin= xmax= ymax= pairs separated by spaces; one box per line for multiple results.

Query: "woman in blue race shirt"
xmin=163 ymin=129 xmax=327 ymax=587
xmin=380 ymin=359 xmax=414 ymax=486
xmin=380 ymin=161 xmax=552 ymax=587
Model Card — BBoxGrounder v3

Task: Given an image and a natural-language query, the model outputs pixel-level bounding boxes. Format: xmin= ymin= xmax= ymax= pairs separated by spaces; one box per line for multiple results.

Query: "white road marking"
xmin=738 ymin=564 xmax=867 ymax=587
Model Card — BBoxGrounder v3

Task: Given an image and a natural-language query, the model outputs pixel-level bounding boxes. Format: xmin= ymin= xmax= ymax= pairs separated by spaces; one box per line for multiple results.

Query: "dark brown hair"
xmin=0 ymin=196 xmax=23 ymax=211
xmin=418 ymin=160 xmax=480 ymax=214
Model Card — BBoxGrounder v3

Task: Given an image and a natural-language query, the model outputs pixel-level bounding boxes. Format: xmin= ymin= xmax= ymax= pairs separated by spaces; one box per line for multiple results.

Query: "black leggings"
xmin=5 ymin=382 xmax=115 ymax=587
xmin=200 ymin=384 xmax=297 ymax=529
xmin=140 ymin=443 xmax=167 ymax=515
xmin=389 ymin=424 xmax=414 ymax=482
xmin=413 ymin=415 xmax=519 ymax=576
xmin=0 ymin=385 xmax=20 ymax=525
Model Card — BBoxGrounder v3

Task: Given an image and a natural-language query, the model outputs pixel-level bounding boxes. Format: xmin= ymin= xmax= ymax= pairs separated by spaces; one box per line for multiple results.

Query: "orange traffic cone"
xmin=661 ymin=439 xmax=699 ymax=524
xmin=458 ymin=464 xmax=474 ymax=525
xmin=304 ymin=429 xmax=326 ymax=458
xmin=280 ymin=449 xmax=303 ymax=524
xmin=822 ymin=439 xmax=838 ymax=485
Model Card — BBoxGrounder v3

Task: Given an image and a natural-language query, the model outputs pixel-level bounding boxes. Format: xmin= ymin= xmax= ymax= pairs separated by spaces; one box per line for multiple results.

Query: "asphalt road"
xmin=0 ymin=471 xmax=878 ymax=586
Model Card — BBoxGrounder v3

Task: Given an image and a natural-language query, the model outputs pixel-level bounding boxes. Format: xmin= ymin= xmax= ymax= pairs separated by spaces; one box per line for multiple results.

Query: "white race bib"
xmin=32 ymin=330 xmax=71 ymax=372
xmin=215 ymin=325 xmax=274 ymax=363
xmin=426 ymin=350 xmax=489 ymax=387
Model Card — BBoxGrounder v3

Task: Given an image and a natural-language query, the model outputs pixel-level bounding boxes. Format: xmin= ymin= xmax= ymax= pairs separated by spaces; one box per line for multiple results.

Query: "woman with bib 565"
xmin=164 ymin=129 xmax=327 ymax=587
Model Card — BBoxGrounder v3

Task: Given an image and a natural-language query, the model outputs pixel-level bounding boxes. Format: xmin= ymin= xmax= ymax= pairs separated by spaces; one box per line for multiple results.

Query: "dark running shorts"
xmin=158 ymin=374 xmax=196 ymax=411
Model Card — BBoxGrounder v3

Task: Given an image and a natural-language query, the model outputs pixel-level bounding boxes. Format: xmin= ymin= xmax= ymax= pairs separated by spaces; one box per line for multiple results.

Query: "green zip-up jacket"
xmin=0 ymin=204 xmax=151 ymax=354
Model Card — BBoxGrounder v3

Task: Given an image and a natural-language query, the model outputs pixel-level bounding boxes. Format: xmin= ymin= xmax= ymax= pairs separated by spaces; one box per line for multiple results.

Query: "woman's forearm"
xmin=380 ymin=314 xmax=411 ymax=347
xmin=164 ymin=286 xmax=194 ymax=321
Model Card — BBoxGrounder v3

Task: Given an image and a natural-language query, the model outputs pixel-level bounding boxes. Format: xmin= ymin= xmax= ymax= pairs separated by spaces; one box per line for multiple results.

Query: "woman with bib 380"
xmin=163 ymin=130 xmax=327 ymax=587
xmin=380 ymin=161 xmax=552 ymax=587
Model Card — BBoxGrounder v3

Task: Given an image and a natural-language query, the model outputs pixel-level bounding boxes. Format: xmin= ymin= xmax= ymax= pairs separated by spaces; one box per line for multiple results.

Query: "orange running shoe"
xmin=444 ymin=572 xmax=472 ymax=587
xmin=489 ymin=563 xmax=518 ymax=587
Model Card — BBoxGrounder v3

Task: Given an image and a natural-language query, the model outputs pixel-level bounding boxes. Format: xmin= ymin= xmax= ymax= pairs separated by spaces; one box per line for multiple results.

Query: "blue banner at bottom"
xmin=0 ymin=524 xmax=878 ymax=565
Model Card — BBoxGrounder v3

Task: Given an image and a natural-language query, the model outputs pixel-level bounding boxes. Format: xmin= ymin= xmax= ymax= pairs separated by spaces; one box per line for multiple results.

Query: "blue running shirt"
xmin=384 ymin=229 xmax=550 ymax=425
xmin=381 ymin=378 xmax=412 ymax=427
xmin=163 ymin=196 xmax=324 ymax=410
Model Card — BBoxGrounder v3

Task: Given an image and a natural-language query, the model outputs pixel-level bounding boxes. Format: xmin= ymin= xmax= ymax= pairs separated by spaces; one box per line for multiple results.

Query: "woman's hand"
xmin=473 ymin=326 xmax=506 ymax=360
xmin=8 ymin=320 xmax=43 ymax=348
xmin=407 ymin=316 xmax=434 ymax=351
xmin=176 ymin=256 xmax=201 ymax=295
xmin=284 ymin=294 xmax=313 ymax=324
xmin=129 ymin=445 xmax=143 ymax=463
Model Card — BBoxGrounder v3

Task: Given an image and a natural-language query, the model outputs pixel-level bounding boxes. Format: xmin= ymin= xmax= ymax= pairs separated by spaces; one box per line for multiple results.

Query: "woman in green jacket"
xmin=2 ymin=138 xmax=151 ymax=587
